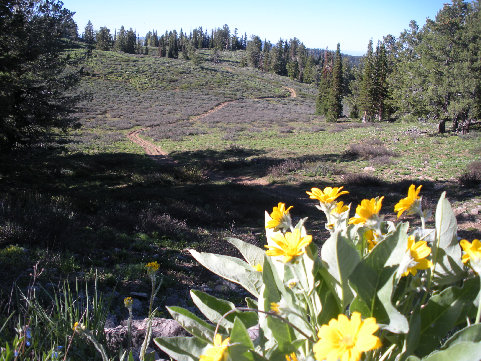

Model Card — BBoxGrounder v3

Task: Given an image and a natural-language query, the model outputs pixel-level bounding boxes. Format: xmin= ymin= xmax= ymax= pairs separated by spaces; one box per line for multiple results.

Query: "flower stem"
xmin=476 ymin=277 xmax=481 ymax=324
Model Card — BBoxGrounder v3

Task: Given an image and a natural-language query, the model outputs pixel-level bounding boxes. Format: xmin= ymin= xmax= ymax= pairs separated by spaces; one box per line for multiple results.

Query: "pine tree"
xmin=96 ymin=27 xmax=112 ymax=51
xmin=373 ymin=42 xmax=389 ymax=121
xmin=0 ymin=0 xmax=78 ymax=150
xmin=114 ymin=26 xmax=127 ymax=52
xmin=327 ymin=43 xmax=343 ymax=121
xmin=83 ymin=20 xmax=95 ymax=48
xmin=316 ymin=49 xmax=333 ymax=117
xmin=359 ymin=40 xmax=376 ymax=122
xmin=246 ymin=35 xmax=262 ymax=68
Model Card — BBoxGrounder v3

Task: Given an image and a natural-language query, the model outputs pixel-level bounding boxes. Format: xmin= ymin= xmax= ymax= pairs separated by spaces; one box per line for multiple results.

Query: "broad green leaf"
xmin=227 ymin=237 xmax=265 ymax=268
xmin=230 ymin=317 xmax=255 ymax=349
xmin=246 ymin=297 xmax=258 ymax=309
xmin=316 ymin=274 xmax=341 ymax=326
xmin=189 ymin=249 xmax=262 ymax=297
xmin=432 ymin=192 xmax=464 ymax=286
xmin=260 ymin=257 xmax=295 ymax=348
xmin=190 ymin=290 xmax=258 ymax=331
xmin=154 ymin=336 xmax=207 ymax=361
xmin=320 ymin=230 xmax=360 ymax=309
xmin=416 ymin=276 xmax=479 ymax=357
xmin=166 ymin=306 xmax=214 ymax=342
xmin=441 ymin=323 xmax=481 ymax=349
xmin=349 ymin=223 xmax=409 ymax=333
xmin=421 ymin=341 xmax=481 ymax=361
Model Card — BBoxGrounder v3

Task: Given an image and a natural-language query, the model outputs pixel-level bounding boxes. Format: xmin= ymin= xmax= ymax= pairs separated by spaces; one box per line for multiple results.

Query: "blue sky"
xmin=63 ymin=0 xmax=449 ymax=55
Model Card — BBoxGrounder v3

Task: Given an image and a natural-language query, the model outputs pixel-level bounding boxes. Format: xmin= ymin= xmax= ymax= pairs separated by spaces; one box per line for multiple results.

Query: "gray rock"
xmin=105 ymin=317 xmax=188 ymax=351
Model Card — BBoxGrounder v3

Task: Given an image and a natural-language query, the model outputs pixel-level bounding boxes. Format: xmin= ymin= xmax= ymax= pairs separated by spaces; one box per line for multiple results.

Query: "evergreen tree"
xmin=246 ymin=35 xmax=262 ymax=68
xmin=83 ymin=20 xmax=95 ymax=47
xmin=96 ymin=26 xmax=112 ymax=51
xmin=359 ymin=40 xmax=376 ymax=122
xmin=124 ymin=28 xmax=136 ymax=54
xmin=375 ymin=42 xmax=391 ymax=120
xmin=316 ymin=50 xmax=333 ymax=117
xmin=270 ymin=39 xmax=287 ymax=75
xmin=0 ymin=0 xmax=78 ymax=150
xmin=114 ymin=26 xmax=127 ymax=51
xmin=327 ymin=43 xmax=343 ymax=121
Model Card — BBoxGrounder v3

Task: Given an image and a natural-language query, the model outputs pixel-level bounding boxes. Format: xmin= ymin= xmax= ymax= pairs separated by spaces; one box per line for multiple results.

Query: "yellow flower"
xmin=307 ymin=186 xmax=349 ymax=204
xmin=313 ymin=312 xmax=381 ymax=361
xmin=285 ymin=352 xmax=298 ymax=361
xmin=349 ymin=197 xmax=384 ymax=225
xmin=460 ymin=239 xmax=481 ymax=265
xmin=402 ymin=236 xmax=433 ymax=277
xmin=331 ymin=201 xmax=349 ymax=215
xmin=364 ymin=230 xmax=379 ymax=251
xmin=270 ymin=302 xmax=280 ymax=314
xmin=72 ymin=322 xmax=84 ymax=332
xmin=266 ymin=202 xmax=293 ymax=230
xmin=124 ymin=297 xmax=133 ymax=309
xmin=253 ymin=263 xmax=263 ymax=272
xmin=394 ymin=184 xmax=422 ymax=218
xmin=199 ymin=334 xmax=230 ymax=361
xmin=145 ymin=261 xmax=160 ymax=274
xmin=265 ymin=229 xmax=313 ymax=263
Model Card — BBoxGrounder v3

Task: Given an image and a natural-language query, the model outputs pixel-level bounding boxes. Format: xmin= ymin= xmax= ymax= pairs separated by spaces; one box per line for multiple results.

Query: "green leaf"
xmin=166 ymin=306 xmax=215 ymax=342
xmin=421 ymin=342 xmax=481 ymax=361
xmin=432 ymin=192 xmax=464 ymax=286
xmin=259 ymin=257 xmax=295 ymax=348
xmin=190 ymin=290 xmax=258 ymax=331
xmin=154 ymin=336 xmax=207 ymax=361
xmin=189 ymin=249 xmax=262 ymax=297
xmin=441 ymin=323 xmax=481 ymax=349
xmin=246 ymin=297 xmax=258 ymax=309
xmin=227 ymin=237 xmax=265 ymax=268
xmin=416 ymin=277 xmax=479 ymax=357
xmin=349 ymin=223 xmax=409 ymax=333
xmin=230 ymin=317 xmax=255 ymax=349
xmin=320 ymin=230 xmax=360 ymax=310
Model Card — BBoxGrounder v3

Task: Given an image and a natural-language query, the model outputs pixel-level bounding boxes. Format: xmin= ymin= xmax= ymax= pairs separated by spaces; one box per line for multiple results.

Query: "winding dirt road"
xmin=126 ymin=86 xmax=297 ymax=185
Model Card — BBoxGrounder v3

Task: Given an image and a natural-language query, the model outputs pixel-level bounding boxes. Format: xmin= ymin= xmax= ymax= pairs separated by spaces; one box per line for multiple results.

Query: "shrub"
xmin=459 ymin=161 xmax=481 ymax=187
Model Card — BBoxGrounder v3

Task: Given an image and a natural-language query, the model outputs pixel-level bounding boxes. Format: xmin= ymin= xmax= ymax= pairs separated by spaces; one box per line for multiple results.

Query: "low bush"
xmin=459 ymin=160 xmax=481 ymax=187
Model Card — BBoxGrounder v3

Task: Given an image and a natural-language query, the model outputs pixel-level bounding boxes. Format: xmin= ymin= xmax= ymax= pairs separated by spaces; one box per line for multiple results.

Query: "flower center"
xmin=341 ymin=334 xmax=355 ymax=348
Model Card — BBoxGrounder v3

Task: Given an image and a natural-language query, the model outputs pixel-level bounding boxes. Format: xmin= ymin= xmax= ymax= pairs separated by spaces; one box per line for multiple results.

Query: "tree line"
xmin=82 ymin=22 xmax=248 ymax=58
xmin=333 ymin=0 xmax=481 ymax=133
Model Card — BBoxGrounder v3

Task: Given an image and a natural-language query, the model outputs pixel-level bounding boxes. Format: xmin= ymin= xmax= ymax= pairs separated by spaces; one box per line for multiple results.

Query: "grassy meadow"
xmin=0 ymin=46 xmax=480 ymax=343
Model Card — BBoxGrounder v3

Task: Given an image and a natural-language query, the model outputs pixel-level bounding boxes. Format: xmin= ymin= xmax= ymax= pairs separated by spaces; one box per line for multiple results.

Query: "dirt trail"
xmin=126 ymin=86 xmax=297 ymax=185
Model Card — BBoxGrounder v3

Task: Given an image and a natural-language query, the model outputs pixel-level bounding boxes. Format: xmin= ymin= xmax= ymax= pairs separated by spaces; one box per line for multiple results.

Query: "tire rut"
xmin=126 ymin=86 xmax=297 ymax=186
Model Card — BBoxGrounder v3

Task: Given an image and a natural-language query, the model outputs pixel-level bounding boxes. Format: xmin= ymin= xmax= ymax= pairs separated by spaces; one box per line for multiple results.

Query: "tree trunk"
xmin=362 ymin=111 xmax=367 ymax=123
xmin=438 ymin=119 xmax=446 ymax=133
xmin=452 ymin=116 xmax=459 ymax=132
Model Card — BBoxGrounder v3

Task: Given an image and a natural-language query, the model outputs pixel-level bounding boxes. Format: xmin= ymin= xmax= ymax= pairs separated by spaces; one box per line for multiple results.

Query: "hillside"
xmin=0 ymin=48 xmax=480 ymax=352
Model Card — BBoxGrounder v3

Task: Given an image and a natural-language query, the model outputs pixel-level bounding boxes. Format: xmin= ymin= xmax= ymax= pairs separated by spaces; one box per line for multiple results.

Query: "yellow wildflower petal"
xmin=253 ymin=263 xmax=263 ymax=272
xmin=349 ymin=197 xmax=384 ymax=225
xmin=307 ymin=186 xmax=349 ymax=204
xmin=394 ymin=184 xmax=422 ymax=218
xmin=313 ymin=312 xmax=381 ymax=361
xmin=199 ymin=334 xmax=230 ymax=361
xmin=266 ymin=202 xmax=293 ymax=230
xmin=264 ymin=229 xmax=312 ymax=263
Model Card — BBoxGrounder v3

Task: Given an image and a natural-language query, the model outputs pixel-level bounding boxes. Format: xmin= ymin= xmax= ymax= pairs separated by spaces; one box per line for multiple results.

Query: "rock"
xmin=469 ymin=207 xmax=480 ymax=216
xmin=104 ymin=314 xmax=118 ymax=329
xmin=132 ymin=298 xmax=143 ymax=314
xmin=363 ymin=166 xmax=375 ymax=173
